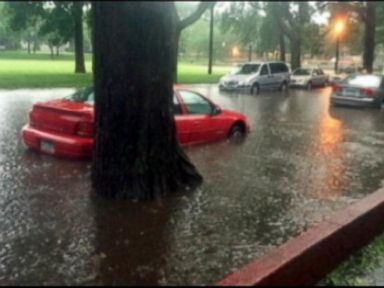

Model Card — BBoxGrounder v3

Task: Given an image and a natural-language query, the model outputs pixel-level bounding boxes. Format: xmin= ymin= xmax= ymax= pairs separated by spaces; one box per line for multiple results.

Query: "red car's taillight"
xmin=76 ymin=121 xmax=94 ymax=137
xmin=360 ymin=88 xmax=375 ymax=97
xmin=332 ymin=84 xmax=341 ymax=93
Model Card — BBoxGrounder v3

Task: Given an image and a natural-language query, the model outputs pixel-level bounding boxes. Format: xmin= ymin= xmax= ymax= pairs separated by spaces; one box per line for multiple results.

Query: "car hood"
xmin=221 ymin=74 xmax=254 ymax=83
xmin=291 ymin=75 xmax=311 ymax=81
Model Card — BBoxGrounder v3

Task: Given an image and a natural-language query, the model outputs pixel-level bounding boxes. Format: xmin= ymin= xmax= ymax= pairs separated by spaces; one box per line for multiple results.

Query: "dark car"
xmin=330 ymin=74 xmax=384 ymax=108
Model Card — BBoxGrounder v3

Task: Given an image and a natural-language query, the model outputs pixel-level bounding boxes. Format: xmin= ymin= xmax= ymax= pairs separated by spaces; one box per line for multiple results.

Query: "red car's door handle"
xmin=193 ymin=121 xmax=201 ymax=125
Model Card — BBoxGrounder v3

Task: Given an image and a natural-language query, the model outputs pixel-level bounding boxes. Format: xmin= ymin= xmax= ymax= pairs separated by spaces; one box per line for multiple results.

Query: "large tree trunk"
xmin=363 ymin=2 xmax=376 ymax=73
xmin=279 ymin=28 xmax=286 ymax=62
xmin=290 ymin=38 xmax=301 ymax=70
xmin=92 ymin=2 xmax=203 ymax=200
xmin=74 ymin=1 xmax=86 ymax=73
xmin=56 ymin=45 xmax=60 ymax=57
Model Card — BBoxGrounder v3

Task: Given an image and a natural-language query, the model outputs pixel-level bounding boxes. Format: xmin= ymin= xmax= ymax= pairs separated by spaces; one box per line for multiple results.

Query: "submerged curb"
xmin=218 ymin=188 xmax=384 ymax=286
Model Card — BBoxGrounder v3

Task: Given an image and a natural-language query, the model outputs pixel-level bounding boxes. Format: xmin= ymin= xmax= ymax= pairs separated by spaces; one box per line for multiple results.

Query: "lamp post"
xmin=334 ymin=20 xmax=345 ymax=75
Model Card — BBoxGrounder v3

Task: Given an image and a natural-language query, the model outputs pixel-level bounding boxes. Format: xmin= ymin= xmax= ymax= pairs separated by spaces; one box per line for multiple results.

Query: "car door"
xmin=258 ymin=64 xmax=273 ymax=90
xmin=317 ymin=69 xmax=327 ymax=85
xmin=311 ymin=69 xmax=318 ymax=85
xmin=173 ymin=93 xmax=190 ymax=145
xmin=177 ymin=90 xmax=224 ymax=144
xmin=269 ymin=63 xmax=283 ymax=89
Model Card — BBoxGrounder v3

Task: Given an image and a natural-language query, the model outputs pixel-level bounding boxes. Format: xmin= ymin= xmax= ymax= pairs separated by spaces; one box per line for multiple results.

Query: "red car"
xmin=22 ymin=86 xmax=251 ymax=159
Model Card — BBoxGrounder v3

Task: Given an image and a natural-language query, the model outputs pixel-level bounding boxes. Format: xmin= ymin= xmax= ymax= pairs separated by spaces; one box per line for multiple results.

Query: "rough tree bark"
xmin=92 ymin=2 xmax=203 ymax=200
xmin=363 ymin=2 xmax=376 ymax=73
xmin=73 ymin=1 xmax=86 ymax=73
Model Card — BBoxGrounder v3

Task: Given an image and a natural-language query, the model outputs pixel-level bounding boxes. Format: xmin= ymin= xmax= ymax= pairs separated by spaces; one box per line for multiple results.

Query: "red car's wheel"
xmin=228 ymin=123 xmax=246 ymax=142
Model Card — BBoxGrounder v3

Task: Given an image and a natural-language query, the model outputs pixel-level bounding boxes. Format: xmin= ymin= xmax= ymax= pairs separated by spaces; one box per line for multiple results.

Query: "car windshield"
xmin=342 ymin=75 xmax=382 ymax=88
xmin=65 ymin=87 xmax=94 ymax=105
xmin=293 ymin=68 xmax=311 ymax=76
xmin=236 ymin=64 xmax=260 ymax=75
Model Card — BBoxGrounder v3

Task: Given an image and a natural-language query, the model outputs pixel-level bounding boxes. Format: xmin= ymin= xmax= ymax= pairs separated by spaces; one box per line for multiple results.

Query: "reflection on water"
xmin=2 ymin=87 xmax=384 ymax=284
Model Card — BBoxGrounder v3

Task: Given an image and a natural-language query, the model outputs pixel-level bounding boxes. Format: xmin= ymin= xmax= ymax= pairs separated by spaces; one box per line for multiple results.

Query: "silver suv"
xmin=219 ymin=61 xmax=290 ymax=94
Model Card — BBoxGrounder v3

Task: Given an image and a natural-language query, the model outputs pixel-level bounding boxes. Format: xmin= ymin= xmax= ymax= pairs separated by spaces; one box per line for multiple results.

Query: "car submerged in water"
xmin=289 ymin=67 xmax=329 ymax=90
xmin=22 ymin=86 xmax=251 ymax=159
xmin=218 ymin=61 xmax=290 ymax=94
xmin=330 ymin=74 xmax=384 ymax=108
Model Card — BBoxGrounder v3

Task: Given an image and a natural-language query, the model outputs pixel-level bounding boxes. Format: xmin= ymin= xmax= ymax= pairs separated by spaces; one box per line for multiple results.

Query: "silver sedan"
xmin=330 ymin=74 xmax=384 ymax=108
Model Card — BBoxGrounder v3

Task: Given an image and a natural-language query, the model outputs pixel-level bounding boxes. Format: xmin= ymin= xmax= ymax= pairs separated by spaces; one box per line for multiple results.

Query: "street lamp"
xmin=232 ymin=46 xmax=240 ymax=58
xmin=334 ymin=20 xmax=345 ymax=74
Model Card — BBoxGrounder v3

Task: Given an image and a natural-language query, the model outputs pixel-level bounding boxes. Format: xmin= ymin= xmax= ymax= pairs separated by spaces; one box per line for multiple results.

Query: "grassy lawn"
xmin=0 ymin=51 xmax=232 ymax=89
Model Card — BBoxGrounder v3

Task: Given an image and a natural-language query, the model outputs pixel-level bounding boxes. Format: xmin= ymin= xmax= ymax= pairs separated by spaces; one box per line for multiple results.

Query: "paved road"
xmin=1 ymin=86 xmax=384 ymax=285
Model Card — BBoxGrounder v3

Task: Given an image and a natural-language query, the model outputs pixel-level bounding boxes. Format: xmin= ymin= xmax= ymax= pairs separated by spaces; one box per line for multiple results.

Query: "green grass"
xmin=0 ymin=51 xmax=232 ymax=89
xmin=319 ymin=233 xmax=384 ymax=286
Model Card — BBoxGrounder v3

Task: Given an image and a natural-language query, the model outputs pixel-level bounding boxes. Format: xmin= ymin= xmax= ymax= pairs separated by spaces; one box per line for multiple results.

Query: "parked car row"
xmin=219 ymin=61 xmax=330 ymax=94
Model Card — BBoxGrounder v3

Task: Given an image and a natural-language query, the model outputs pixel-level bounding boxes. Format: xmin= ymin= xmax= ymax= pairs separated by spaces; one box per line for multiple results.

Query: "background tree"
xmin=5 ymin=1 xmax=86 ymax=73
xmin=270 ymin=1 xmax=313 ymax=70
xmin=257 ymin=2 xmax=286 ymax=61
xmin=38 ymin=2 xmax=73 ymax=58
xmin=220 ymin=2 xmax=261 ymax=59
xmin=4 ymin=1 xmax=44 ymax=54
xmin=326 ymin=1 xmax=379 ymax=72
xmin=92 ymin=2 xmax=202 ymax=200
xmin=171 ymin=2 xmax=215 ymax=82
xmin=0 ymin=2 xmax=23 ymax=50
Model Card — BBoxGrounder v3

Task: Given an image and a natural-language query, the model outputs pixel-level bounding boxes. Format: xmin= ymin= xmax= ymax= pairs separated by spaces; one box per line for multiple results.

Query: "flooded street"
xmin=2 ymin=85 xmax=384 ymax=284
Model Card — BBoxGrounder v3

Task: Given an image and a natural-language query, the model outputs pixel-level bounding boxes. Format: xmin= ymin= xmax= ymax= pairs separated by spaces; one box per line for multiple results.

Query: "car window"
xmin=67 ymin=87 xmax=94 ymax=104
xmin=342 ymin=75 xmax=382 ymax=88
xmin=279 ymin=63 xmax=288 ymax=73
xmin=179 ymin=90 xmax=213 ymax=115
xmin=236 ymin=64 xmax=260 ymax=75
xmin=293 ymin=68 xmax=311 ymax=76
xmin=271 ymin=63 xmax=288 ymax=74
xmin=173 ymin=94 xmax=182 ymax=115
xmin=270 ymin=63 xmax=278 ymax=74
xmin=86 ymin=92 xmax=94 ymax=105
xmin=260 ymin=65 xmax=269 ymax=76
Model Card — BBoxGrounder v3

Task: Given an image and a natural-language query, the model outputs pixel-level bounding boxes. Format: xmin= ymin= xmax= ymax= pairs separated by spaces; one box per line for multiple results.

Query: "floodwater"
xmin=1 ymin=85 xmax=384 ymax=284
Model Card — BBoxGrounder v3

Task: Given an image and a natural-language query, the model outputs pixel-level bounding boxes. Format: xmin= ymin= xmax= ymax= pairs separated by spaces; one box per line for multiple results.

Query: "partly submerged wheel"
xmin=228 ymin=123 xmax=246 ymax=142
xmin=251 ymin=83 xmax=260 ymax=95
xmin=279 ymin=81 xmax=288 ymax=92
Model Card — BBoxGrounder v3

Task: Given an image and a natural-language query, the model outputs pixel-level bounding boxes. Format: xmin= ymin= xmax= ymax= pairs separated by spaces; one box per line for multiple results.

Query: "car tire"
xmin=306 ymin=81 xmax=312 ymax=90
xmin=228 ymin=123 xmax=246 ymax=141
xmin=251 ymin=83 xmax=259 ymax=95
xmin=279 ymin=81 xmax=288 ymax=92
xmin=374 ymin=98 xmax=383 ymax=109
